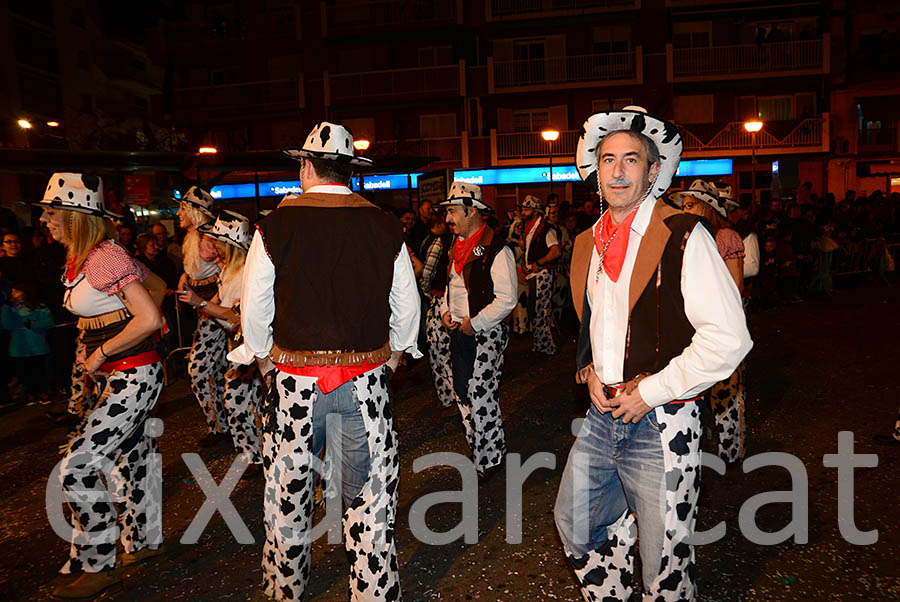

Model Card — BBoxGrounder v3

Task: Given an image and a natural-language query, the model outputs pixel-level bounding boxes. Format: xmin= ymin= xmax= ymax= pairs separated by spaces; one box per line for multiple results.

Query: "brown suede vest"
xmin=570 ymin=200 xmax=704 ymax=378
xmin=525 ymin=217 xmax=560 ymax=266
xmin=257 ymin=192 xmax=403 ymax=366
xmin=448 ymin=226 xmax=510 ymax=319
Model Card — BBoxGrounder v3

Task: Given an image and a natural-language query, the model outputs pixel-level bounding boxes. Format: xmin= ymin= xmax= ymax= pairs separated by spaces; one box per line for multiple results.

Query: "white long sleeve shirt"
xmin=586 ymin=197 xmax=753 ymax=408
xmin=227 ymin=186 xmax=422 ymax=365
xmin=743 ymin=232 xmax=760 ymax=278
xmin=439 ymin=243 xmax=517 ymax=332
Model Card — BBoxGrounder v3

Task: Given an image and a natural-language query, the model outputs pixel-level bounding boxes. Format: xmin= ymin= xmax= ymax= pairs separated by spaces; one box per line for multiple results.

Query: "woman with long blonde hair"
xmin=176 ymin=187 xmax=229 ymax=447
xmin=178 ymin=211 xmax=262 ymax=477
xmin=39 ymin=174 xmax=165 ymax=600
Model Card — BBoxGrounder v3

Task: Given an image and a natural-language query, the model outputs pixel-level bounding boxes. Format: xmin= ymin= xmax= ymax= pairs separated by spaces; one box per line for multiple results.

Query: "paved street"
xmin=1 ymin=280 xmax=899 ymax=601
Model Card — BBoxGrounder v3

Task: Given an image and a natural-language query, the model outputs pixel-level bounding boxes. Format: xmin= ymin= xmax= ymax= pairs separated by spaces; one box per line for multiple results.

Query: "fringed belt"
xmin=188 ymin=274 xmax=218 ymax=288
xmin=77 ymin=308 xmax=131 ymax=330
xmin=269 ymin=341 xmax=392 ymax=368
xmin=188 ymin=275 xmax=219 ymax=301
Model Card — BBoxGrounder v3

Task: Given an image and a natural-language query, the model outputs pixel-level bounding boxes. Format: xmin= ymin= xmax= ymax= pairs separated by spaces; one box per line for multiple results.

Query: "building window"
xmin=420 ymin=114 xmax=457 ymax=138
xmin=512 ymin=109 xmax=549 ymax=133
xmin=672 ymin=22 xmax=711 ymax=49
xmin=418 ymin=46 xmax=453 ymax=67
xmin=758 ymin=96 xmax=792 ymax=121
xmin=592 ymin=26 xmax=631 ymax=55
xmin=592 ymin=97 xmax=633 ymax=113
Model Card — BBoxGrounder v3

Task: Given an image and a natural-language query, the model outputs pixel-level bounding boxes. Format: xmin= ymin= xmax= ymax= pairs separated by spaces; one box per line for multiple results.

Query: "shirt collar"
xmin=589 ymin=195 xmax=658 ymax=239
xmin=305 ymin=184 xmax=352 ymax=195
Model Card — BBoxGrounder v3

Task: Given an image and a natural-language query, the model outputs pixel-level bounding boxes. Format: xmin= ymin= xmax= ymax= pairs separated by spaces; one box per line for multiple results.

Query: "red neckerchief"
xmin=525 ymin=217 xmax=539 ymax=237
xmin=453 ymin=223 xmax=486 ymax=275
xmin=593 ymin=207 xmax=639 ymax=283
xmin=65 ymin=258 xmax=79 ymax=282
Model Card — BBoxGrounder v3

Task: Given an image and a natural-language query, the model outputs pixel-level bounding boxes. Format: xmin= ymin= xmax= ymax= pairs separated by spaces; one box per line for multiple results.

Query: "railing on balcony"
xmin=373 ymin=137 xmax=462 ymax=164
xmin=323 ymin=0 xmax=457 ymax=34
xmin=167 ymin=10 xmax=296 ymax=44
xmin=493 ymin=51 xmax=638 ymax=89
xmin=496 ymin=129 xmax=580 ymax=161
xmin=671 ymin=38 xmax=826 ymax=80
xmin=490 ymin=0 xmax=638 ymax=18
xmin=329 ymin=64 xmax=460 ymax=103
xmin=858 ymin=127 xmax=898 ymax=154
xmin=680 ymin=117 xmax=825 ymax=155
xmin=174 ymin=79 xmax=302 ymax=115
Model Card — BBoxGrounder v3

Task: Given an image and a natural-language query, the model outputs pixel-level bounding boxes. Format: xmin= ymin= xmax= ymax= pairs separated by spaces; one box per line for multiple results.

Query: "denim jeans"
xmin=310 ymin=378 xmax=371 ymax=507
xmin=555 ymin=405 xmax=669 ymax=588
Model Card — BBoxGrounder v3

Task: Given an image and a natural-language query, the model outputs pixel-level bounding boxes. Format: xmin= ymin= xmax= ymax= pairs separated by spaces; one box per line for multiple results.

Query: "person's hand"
xmin=460 ymin=317 xmax=475 ymax=336
xmin=76 ymin=345 xmax=87 ymax=365
xmin=176 ymin=286 xmax=200 ymax=307
xmin=441 ymin=311 xmax=459 ymax=330
xmin=177 ymin=273 xmax=189 ymax=292
xmin=83 ymin=349 xmax=106 ymax=376
xmin=586 ymin=370 xmax=617 ymax=413
xmin=611 ymin=387 xmax=652 ymax=424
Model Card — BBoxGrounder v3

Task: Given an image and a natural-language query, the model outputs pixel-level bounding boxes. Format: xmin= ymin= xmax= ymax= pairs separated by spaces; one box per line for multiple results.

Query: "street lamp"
xmin=198 ymin=146 xmax=217 ymax=154
xmin=17 ymin=119 xmax=32 ymax=129
xmin=46 ymin=121 xmax=60 ymax=127
xmin=744 ymin=120 xmax=763 ymax=209
xmin=353 ymin=140 xmax=370 ymax=194
xmin=542 ymin=129 xmax=559 ymax=195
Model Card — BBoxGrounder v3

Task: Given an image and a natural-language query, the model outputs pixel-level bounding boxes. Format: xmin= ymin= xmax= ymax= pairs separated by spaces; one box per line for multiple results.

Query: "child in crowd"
xmin=0 ymin=280 xmax=55 ymax=404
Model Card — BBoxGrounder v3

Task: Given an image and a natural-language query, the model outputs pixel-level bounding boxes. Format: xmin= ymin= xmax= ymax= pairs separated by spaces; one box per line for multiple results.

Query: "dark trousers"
xmin=449 ymin=328 xmax=477 ymax=403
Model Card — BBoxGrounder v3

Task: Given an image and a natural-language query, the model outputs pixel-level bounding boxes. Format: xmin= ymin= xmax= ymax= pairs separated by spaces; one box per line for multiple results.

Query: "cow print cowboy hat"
xmin=283 ymin=121 xmax=373 ymax=167
xmin=34 ymin=172 xmax=122 ymax=219
xmin=669 ymin=179 xmax=728 ymax=218
xmin=575 ymin=105 xmax=682 ymax=199
xmin=197 ymin=209 xmax=252 ymax=250
xmin=440 ymin=181 xmax=494 ymax=214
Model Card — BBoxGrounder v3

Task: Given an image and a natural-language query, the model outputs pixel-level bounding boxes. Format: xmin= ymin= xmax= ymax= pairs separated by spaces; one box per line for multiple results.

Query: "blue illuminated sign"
xmin=674 ymin=159 xmax=733 ymax=177
xmin=351 ymin=173 xmax=422 ymax=191
xmin=452 ymin=166 xmax=580 ymax=186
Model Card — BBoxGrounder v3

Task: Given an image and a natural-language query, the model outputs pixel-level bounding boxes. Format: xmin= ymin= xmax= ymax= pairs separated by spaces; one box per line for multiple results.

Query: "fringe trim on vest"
xmin=77 ymin=308 xmax=131 ymax=330
xmin=270 ymin=341 xmax=392 ymax=368
xmin=188 ymin=274 xmax=218 ymax=288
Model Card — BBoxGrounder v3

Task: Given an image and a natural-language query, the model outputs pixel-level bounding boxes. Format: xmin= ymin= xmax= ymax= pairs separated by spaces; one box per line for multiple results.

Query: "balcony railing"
xmin=492 ymin=51 xmax=639 ymax=90
xmin=680 ymin=116 xmax=827 ymax=156
xmin=323 ymin=0 xmax=458 ymax=34
xmin=174 ymin=79 xmax=303 ymax=116
xmin=858 ymin=127 xmax=898 ymax=154
xmin=167 ymin=10 xmax=297 ymax=45
xmin=328 ymin=64 xmax=461 ymax=103
xmin=372 ymin=137 xmax=462 ymax=164
xmin=670 ymin=37 xmax=827 ymax=82
xmin=489 ymin=0 xmax=639 ymax=19
xmin=495 ymin=129 xmax=580 ymax=161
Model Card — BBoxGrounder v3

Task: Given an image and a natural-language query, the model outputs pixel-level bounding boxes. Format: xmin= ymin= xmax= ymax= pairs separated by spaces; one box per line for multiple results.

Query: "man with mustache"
xmin=554 ymin=107 xmax=752 ymax=601
xmin=439 ymin=182 xmax=517 ymax=481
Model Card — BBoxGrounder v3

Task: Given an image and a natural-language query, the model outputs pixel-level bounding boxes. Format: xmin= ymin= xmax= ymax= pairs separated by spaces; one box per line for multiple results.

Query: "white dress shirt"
xmin=586 ymin=197 xmax=753 ymax=408
xmin=743 ymin=232 xmax=760 ymax=278
xmin=524 ymin=216 xmax=559 ymax=274
xmin=227 ymin=185 xmax=422 ymax=365
xmin=439 ymin=240 xmax=517 ymax=333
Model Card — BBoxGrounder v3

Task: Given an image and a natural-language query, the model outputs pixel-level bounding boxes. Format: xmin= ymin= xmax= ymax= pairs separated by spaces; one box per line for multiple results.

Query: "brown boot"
xmin=121 ymin=543 xmax=166 ymax=567
xmin=51 ymin=569 xmax=122 ymax=600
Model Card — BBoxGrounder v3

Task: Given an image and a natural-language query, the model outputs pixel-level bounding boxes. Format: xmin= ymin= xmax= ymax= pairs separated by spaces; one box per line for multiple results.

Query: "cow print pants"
xmin=59 ymin=361 xmax=164 ymax=574
xmin=188 ymin=314 xmax=228 ymax=435
xmin=425 ymin=296 xmax=455 ymax=408
xmin=261 ymin=366 xmax=400 ymax=601
xmin=224 ymin=361 xmax=263 ymax=464
xmin=709 ymin=364 xmax=746 ymax=464
xmin=528 ymin=269 xmax=557 ymax=355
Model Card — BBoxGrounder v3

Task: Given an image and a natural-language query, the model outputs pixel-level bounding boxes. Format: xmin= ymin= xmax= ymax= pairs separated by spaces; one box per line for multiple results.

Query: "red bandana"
xmin=593 ymin=207 xmax=639 ymax=282
xmin=453 ymin=224 xmax=486 ymax=275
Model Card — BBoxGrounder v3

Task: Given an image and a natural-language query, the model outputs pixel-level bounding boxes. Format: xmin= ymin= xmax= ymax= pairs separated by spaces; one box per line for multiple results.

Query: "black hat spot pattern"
xmin=81 ymin=174 xmax=100 ymax=192
xmin=319 ymin=125 xmax=331 ymax=147
xmin=68 ymin=192 xmax=74 ymax=199
xmin=58 ymin=178 xmax=65 ymax=187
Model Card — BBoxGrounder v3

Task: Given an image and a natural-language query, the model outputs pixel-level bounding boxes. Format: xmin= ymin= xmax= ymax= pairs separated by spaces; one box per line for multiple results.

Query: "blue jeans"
xmin=555 ymin=405 xmax=668 ymax=588
xmin=310 ymin=379 xmax=371 ymax=507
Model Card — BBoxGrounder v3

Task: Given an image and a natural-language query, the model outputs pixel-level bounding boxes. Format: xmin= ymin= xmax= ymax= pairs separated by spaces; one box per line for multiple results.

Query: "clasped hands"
xmin=580 ymin=364 xmax=652 ymax=424
xmin=441 ymin=311 xmax=475 ymax=335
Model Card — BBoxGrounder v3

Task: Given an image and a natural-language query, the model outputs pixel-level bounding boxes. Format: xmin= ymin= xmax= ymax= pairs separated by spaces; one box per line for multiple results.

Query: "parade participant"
xmin=520 ymin=194 xmax=561 ymax=355
xmin=419 ymin=214 xmax=455 ymax=408
xmin=547 ymin=202 xmax=572 ymax=327
xmin=38 ymin=174 xmax=165 ymax=600
xmin=672 ymin=179 xmax=748 ymax=463
xmin=554 ymin=107 xmax=752 ymax=601
xmin=177 ymin=210 xmax=262 ymax=477
xmin=228 ymin=122 xmax=420 ymax=602
xmin=439 ymin=182 xmax=517 ymax=479
xmin=177 ymin=187 xmax=228 ymax=447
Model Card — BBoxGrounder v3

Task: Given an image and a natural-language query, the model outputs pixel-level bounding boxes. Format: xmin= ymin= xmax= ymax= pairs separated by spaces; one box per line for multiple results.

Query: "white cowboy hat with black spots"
xmin=519 ymin=194 xmax=544 ymax=213
xmin=197 ymin=210 xmax=252 ymax=250
xmin=715 ymin=183 xmax=740 ymax=212
xmin=283 ymin=121 xmax=373 ymax=167
xmin=669 ymin=179 xmax=728 ymax=218
xmin=440 ymin=181 xmax=493 ymax=213
xmin=575 ymin=105 xmax=683 ymax=199
xmin=177 ymin=186 xmax=216 ymax=219
xmin=35 ymin=173 xmax=122 ymax=219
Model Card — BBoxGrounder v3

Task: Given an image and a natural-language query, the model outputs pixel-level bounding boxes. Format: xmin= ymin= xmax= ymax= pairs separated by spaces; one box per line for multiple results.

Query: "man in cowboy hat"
xmin=439 ymin=181 xmax=517 ymax=479
xmin=519 ymin=194 xmax=561 ymax=355
xmin=228 ymin=121 xmax=420 ymax=602
xmin=554 ymin=107 xmax=752 ymax=601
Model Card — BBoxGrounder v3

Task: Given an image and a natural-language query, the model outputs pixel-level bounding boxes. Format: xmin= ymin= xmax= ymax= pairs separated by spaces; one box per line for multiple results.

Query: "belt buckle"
xmin=603 ymin=382 xmax=625 ymax=399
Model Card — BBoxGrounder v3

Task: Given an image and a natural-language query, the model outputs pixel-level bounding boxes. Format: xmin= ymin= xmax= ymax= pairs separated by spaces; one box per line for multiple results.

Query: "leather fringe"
xmin=188 ymin=274 xmax=218 ymax=288
xmin=270 ymin=341 xmax=392 ymax=368
xmin=77 ymin=308 xmax=131 ymax=330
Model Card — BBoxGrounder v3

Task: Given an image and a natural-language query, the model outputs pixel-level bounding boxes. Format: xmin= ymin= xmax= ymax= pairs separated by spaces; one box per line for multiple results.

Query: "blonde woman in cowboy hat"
xmin=519 ymin=194 xmax=562 ymax=355
xmin=671 ymin=180 xmax=748 ymax=465
xmin=176 ymin=187 xmax=230 ymax=448
xmin=38 ymin=174 xmax=166 ymax=600
xmin=178 ymin=211 xmax=263 ymax=478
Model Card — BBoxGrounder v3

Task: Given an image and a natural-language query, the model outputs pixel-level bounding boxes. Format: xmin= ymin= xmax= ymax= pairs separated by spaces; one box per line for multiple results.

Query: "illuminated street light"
xmin=198 ymin=146 xmax=218 ymax=154
xmin=353 ymin=139 xmax=370 ymax=151
xmin=46 ymin=121 xmax=60 ymax=127
xmin=17 ymin=119 xmax=32 ymax=129
xmin=541 ymin=129 xmax=560 ymax=141
xmin=743 ymin=121 xmax=763 ymax=133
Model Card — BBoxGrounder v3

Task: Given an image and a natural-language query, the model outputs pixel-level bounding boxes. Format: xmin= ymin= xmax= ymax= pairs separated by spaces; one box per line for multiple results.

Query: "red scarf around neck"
xmin=593 ymin=207 xmax=639 ymax=282
xmin=453 ymin=223 xmax=486 ymax=275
